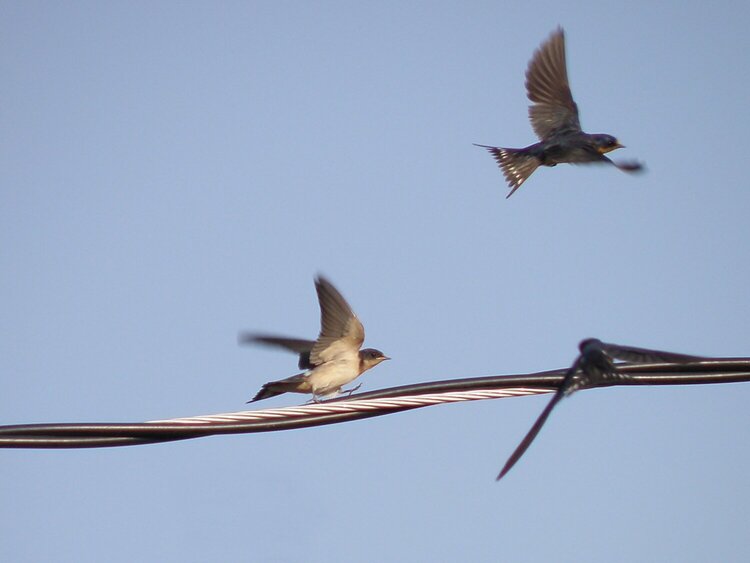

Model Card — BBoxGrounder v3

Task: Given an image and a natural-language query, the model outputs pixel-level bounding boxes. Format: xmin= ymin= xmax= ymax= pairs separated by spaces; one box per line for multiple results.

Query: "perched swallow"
xmin=497 ymin=339 xmax=700 ymax=480
xmin=476 ymin=27 xmax=644 ymax=198
xmin=240 ymin=276 xmax=389 ymax=403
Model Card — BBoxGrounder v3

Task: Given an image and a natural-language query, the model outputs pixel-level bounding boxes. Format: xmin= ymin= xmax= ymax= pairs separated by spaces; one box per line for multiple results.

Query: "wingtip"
xmin=549 ymin=25 xmax=564 ymax=41
xmin=618 ymin=160 xmax=646 ymax=173
xmin=238 ymin=331 xmax=255 ymax=345
xmin=314 ymin=272 xmax=330 ymax=285
xmin=496 ymin=461 xmax=513 ymax=481
xmin=247 ymin=392 xmax=264 ymax=403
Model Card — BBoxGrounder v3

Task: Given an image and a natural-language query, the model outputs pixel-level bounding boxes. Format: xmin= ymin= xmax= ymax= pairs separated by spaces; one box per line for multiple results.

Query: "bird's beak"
xmin=598 ymin=142 xmax=624 ymax=154
xmin=383 ymin=356 xmax=391 ymax=361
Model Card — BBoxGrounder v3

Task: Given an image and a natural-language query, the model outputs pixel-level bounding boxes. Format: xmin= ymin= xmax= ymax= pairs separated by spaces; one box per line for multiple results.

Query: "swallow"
xmin=476 ymin=27 xmax=644 ymax=198
xmin=239 ymin=275 xmax=389 ymax=403
xmin=497 ymin=339 xmax=700 ymax=480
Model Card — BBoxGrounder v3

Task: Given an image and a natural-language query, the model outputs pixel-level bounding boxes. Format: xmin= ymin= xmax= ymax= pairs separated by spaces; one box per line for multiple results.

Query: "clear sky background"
xmin=2 ymin=2 xmax=750 ymax=561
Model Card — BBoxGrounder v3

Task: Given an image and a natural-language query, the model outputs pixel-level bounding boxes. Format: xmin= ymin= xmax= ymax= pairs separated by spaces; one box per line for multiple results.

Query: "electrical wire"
xmin=1 ymin=357 xmax=749 ymax=449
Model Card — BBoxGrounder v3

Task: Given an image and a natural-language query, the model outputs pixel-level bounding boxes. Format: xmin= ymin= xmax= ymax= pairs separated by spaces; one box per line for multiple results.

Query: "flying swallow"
xmin=476 ymin=27 xmax=644 ymax=198
xmin=240 ymin=276 xmax=389 ymax=403
xmin=497 ymin=339 xmax=700 ymax=480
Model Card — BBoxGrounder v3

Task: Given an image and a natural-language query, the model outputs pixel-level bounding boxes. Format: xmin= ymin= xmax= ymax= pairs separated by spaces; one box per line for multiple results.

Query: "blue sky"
xmin=2 ymin=2 xmax=750 ymax=561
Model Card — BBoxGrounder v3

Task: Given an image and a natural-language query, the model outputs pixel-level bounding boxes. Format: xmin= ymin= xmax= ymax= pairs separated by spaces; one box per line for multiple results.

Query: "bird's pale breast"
xmin=306 ymin=355 xmax=361 ymax=396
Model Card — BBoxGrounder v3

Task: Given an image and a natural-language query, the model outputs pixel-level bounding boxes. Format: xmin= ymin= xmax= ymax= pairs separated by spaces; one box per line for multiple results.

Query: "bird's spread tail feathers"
xmin=475 ymin=144 xmax=540 ymax=198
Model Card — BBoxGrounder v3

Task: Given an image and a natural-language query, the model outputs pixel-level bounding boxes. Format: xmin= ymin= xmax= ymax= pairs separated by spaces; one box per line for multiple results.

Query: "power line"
xmin=2 ymin=355 xmax=748 ymax=449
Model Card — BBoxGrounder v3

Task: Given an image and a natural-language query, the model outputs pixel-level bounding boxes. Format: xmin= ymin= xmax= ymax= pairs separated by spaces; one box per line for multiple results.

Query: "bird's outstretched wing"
xmin=310 ymin=276 xmax=365 ymax=365
xmin=598 ymin=342 xmax=702 ymax=364
xmin=496 ymin=383 xmax=567 ymax=481
xmin=497 ymin=344 xmax=612 ymax=480
xmin=239 ymin=334 xmax=316 ymax=370
xmin=525 ymin=27 xmax=581 ymax=140
xmin=497 ymin=339 xmax=702 ymax=480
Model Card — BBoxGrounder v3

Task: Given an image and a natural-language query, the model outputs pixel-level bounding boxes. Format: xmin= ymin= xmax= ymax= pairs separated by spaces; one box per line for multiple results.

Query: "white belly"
xmin=306 ymin=359 xmax=360 ymax=397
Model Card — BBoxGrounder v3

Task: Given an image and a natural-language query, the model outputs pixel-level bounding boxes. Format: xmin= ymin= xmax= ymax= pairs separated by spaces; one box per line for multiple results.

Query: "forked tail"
xmin=475 ymin=144 xmax=540 ymax=198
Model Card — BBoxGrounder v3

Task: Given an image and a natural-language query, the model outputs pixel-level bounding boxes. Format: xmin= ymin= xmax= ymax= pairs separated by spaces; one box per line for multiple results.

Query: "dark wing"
xmin=612 ymin=160 xmax=645 ymax=172
xmin=525 ymin=27 xmax=581 ymax=140
xmin=497 ymin=356 xmax=582 ymax=480
xmin=597 ymin=155 xmax=645 ymax=172
xmin=497 ymin=338 xmax=700 ymax=481
xmin=497 ymin=388 xmax=564 ymax=480
xmin=310 ymin=276 xmax=365 ymax=365
xmin=568 ymin=340 xmax=624 ymax=395
xmin=239 ymin=333 xmax=316 ymax=370
xmin=599 ymin=342 xmax=703 ymax=364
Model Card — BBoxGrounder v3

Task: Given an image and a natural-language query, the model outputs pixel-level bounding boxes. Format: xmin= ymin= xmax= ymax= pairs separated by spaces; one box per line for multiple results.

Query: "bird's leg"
xmin=343 ymin=383 xmax=362 ymax=397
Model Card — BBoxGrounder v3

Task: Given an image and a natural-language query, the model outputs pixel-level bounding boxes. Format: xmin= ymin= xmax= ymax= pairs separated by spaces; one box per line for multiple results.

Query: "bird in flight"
xmin=240 ymin=275 xmax=389 ymax=403
xmin=496 ymin=339 xmax=700 ymax=480
xmin=476 ymin=27 xmax=644 ymax=198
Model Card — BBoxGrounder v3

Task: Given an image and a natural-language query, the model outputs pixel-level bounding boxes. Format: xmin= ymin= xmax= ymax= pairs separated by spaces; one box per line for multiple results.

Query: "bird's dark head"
xmin=578 ymin=338 xmax=603 ymax=354
xmin=359 ymin=348 xmax=390 ymax=371
xmin=592 ymin=134 xmax=623 ymax=154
